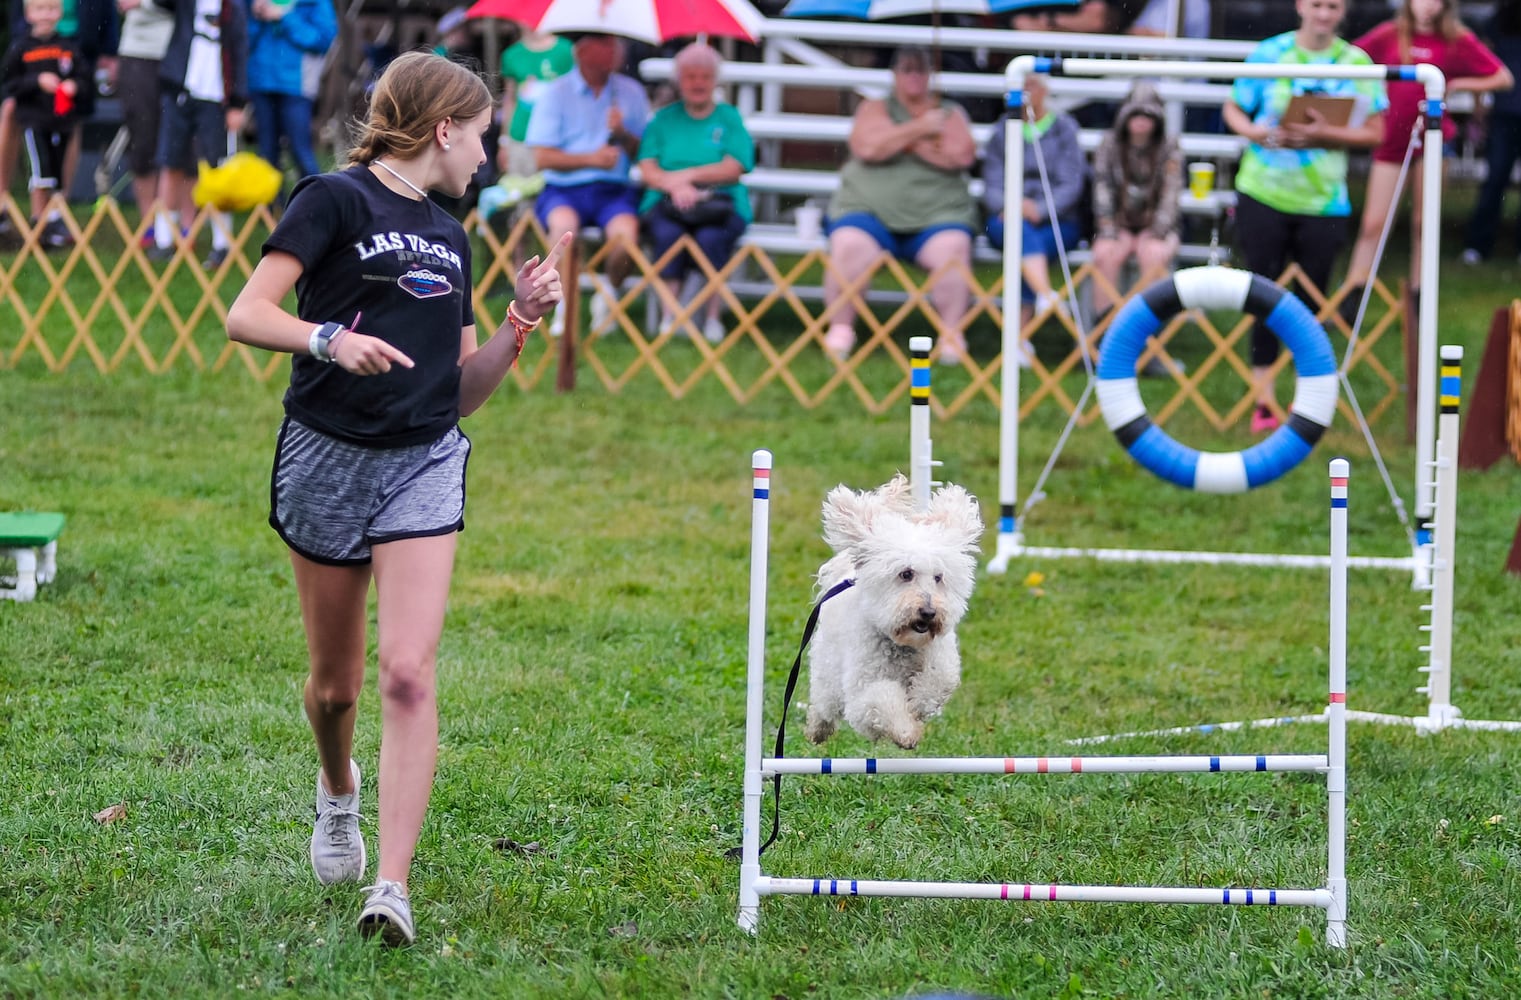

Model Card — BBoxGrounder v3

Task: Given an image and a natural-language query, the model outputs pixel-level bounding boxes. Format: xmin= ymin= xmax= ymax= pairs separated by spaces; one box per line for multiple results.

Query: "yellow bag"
xmin=193 ymin=153 xmax=283 ymax=211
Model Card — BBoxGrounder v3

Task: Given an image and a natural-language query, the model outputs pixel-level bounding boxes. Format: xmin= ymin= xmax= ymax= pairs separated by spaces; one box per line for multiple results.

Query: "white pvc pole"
xmin=1326 ymin=457 xmax=1349 ymax=948
xmin=909 ymin=336 xmax=932 ymax=513
xmin=757 ymin=877 xmax=1333 ymax=909
xmin=989 ymin=56 xmax=1035 ymax=575
xmin=737 ymin=449 xmax=772 ymax=934
xmin=1422 ymin=346 xmax=1462 ymax=726
xmin=763 ymin=754 xmax=1328 ymax=775
xmin=1413 ymin=69 xmax=1448 ymax=590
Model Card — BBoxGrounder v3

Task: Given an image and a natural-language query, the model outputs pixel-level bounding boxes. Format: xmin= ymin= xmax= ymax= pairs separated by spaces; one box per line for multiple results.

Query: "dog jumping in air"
xmin=804 ymin=475 xmax=984 ymax=750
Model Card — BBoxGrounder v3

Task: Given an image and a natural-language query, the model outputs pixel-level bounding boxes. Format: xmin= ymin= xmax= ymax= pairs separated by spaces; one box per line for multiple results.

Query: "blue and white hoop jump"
xmin=1097 ymin=266 xmax=1338 ymax=493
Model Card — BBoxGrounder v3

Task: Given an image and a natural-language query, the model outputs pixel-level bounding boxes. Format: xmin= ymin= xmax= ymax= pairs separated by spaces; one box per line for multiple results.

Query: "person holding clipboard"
xmin=1222 ymin=0 xmax=1387 ymax=434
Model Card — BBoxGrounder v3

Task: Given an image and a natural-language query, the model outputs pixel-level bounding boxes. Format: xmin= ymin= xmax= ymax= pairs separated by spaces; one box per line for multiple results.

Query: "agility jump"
xmin=737 ymin=450 xmax=1352 ymax=947
xmin=989 ymin=54 xmax=1450 ymax=580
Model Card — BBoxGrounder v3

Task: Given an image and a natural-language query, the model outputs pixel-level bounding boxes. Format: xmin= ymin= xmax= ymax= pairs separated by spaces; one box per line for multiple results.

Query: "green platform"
xmin=0 ymin=512 xmax=66 ymax=547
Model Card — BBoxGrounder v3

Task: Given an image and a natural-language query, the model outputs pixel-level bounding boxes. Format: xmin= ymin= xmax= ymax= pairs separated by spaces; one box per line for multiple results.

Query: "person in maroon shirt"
xmin=1342 ymin=0 xmax=1511 ymax=314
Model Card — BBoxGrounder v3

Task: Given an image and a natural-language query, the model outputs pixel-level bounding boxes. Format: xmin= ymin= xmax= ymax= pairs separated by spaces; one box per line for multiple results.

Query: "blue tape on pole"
xmin=912 ymin=368 xmax=931 ymax=389
xmin=1247 ymin=889 xmax=1254 ymax=905
xmin=1210 ymin=756 xmax=1221 ymax=772
xmin=754 ymin=488 xmax=769 ymax=499
xmin=1096 ymin=267 xmax=1337 ymax=492
xmin=1441 ymin=375 xmax=1460 ymax=397
xmin=866 ymin=758 xmax=876 ymax=774
xmin=821 ymin=759 xmax=831 ymax=774
xmin=1256 ymin=755 xmax=1267 ymax=771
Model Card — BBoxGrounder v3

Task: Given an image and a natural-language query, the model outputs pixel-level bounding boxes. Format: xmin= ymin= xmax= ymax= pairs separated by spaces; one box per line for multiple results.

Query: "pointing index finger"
xmin=538 ymin=231 xmax=572 ymax=275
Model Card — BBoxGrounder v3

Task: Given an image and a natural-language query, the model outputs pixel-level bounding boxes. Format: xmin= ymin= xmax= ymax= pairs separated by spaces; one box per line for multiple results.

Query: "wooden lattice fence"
xmin=0 ymin=195 xmax=1406 ymax=428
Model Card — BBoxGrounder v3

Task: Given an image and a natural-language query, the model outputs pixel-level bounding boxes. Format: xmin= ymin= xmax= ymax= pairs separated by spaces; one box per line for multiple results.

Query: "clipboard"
xmin=1282 ymin=94 xmax=1355 ymax=128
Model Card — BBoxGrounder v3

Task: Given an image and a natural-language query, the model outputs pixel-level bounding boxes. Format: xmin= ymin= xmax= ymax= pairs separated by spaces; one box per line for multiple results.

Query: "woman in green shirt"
xmin=637 ymin=42 xmax=754 ymax=343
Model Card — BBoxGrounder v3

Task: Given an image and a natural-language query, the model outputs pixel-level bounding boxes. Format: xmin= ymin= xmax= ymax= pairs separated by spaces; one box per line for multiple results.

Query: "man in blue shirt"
xmin=525 ymin=32 xmax=648 ymax=333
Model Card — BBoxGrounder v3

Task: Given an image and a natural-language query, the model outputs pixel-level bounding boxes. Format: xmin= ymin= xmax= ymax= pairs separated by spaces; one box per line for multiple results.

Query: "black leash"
xmin=731 ymin=577 xmax=854 ymax=861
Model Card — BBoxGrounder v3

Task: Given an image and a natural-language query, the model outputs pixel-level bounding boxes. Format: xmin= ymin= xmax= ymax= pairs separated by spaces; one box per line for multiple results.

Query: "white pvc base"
xmin=1 ymin=541 xmax=57 ymax=602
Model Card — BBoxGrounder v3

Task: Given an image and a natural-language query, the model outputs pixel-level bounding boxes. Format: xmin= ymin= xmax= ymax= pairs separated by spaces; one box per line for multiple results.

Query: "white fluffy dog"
xmin=804 ymin=475 xmax=984 ymax=749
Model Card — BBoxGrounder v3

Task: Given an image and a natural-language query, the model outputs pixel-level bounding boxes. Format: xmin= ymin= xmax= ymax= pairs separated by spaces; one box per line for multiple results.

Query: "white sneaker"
xmin=1033 ymin=293 xmax=1069 ymax=318
xmin=1460 ymin=248 xmax=1482 ymax=266
xmin=590 ymin=278 xmax=614 ymax=336
xmin=548 ymin=304 xmax=565 ymax=339
xmin=703 ymin=316 xmax=726 ymax=344
xmin=358 ymin=879 xmax=415 ymax=947
xmin=310 ymin=759 xmax=365 ymax=885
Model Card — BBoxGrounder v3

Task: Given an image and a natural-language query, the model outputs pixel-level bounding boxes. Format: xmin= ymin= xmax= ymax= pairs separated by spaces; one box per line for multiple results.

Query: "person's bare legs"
xmin=1344 ymin=160 xmax=1402 ymax=290
xmin=1089 ymin=230 xmax=1136 ymax=316
xmin=822 ymin=225 xmax=881 ymax=356
xmin=369 ymin=532 xmax=457 ymax=889
xmin=290 ymin=551 xmax=371 ymax=799
xmin=602 ymin=211 xmax=639 ymax=289
xmin=544 ymin=204 xmax=582 ymax=336
xmin=914 ymin=228 xmax=972 ymax=362
xmin=1020 ymin=252 xmax=1056 ymax=300
xmin=1134 ymin=231 xmax=1179 ymax=284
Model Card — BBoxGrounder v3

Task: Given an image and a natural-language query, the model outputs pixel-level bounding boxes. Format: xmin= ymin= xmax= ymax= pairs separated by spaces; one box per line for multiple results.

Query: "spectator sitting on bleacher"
xmin=525 ymin=32 xmax=648 ymax=337
xmin=981 ymin=72 xmax=1084 ymax=359
xmin=1128 ymin=0 xmax=1211 ymax=38
xmin=637 ymin=42 xmax=753 ymax=345
xmin=1222 ymin=0 xmax=1385 ymax=435
xmin=1010 ymin=0 xmax=1147 ymax=34
xmin=822 ymin=46 xmax=978 ymax=365
xmin=1089 ymin=80 xmax=1182 ymax=336
xmin=497 ymin=23 xmax=572 ymax=181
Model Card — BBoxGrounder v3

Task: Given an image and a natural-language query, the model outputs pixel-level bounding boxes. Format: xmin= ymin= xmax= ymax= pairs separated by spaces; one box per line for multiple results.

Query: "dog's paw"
xmin=890 ymin=719 xmax=925 ymax=750
xmin=804 ymin=713 xmax=836 ymax=744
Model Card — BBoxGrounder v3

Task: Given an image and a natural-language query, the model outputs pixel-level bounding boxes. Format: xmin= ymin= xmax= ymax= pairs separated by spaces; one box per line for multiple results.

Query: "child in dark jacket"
xmin=0 ymin=0 xmax=85 ymax=247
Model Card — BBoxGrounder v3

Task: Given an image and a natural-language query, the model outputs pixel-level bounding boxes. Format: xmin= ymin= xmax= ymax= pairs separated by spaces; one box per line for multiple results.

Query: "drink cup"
xmin=1188 ymin=162 xmax=1215 ymax=199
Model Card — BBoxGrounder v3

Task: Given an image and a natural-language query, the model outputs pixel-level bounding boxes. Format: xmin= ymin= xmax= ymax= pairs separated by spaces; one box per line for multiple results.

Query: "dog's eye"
xmin=898 ymin=569 xmax=914 ymax=581
xmin=934 ymin=573 xmax=943 ymax=584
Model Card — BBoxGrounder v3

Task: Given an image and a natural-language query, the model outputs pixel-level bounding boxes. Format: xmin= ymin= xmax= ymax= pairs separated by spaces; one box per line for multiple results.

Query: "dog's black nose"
xmin=916 ymin=606 xmax=936 ymax=622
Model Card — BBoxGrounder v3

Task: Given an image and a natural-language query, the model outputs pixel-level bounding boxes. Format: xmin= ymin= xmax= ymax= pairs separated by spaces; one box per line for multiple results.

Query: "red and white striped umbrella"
xmin=465 ymin=0 xmax=764 ymax=44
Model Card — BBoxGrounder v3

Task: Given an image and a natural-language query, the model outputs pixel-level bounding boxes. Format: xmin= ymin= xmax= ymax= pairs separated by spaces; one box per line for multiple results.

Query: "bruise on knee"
xmin=378 ymin=660 xmax=435 ymax=710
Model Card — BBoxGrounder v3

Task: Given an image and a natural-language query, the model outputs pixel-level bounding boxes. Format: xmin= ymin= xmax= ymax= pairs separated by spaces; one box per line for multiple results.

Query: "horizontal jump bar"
xmin=762 ymin=754 xmax=1328 ymax=775
xmin=757 ymin=877 xmax=1332 ymax=908
xmin=1009 ymin=545 xmax=1416 ymax=571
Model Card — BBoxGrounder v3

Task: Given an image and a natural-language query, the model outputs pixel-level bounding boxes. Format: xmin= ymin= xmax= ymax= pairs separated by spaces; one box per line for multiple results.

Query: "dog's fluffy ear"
xmin=821 ymin=483 xmax=874 ymax=553
xmin=923 ymin=484 xmax=985 ymax=554
xmin=822 ymin=476 xmax=913 ymax=553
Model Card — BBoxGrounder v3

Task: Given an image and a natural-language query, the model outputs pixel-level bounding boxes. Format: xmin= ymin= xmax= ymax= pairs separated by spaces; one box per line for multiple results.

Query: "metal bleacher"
xmin=638 ymin=20 xmax=1256 ymax=266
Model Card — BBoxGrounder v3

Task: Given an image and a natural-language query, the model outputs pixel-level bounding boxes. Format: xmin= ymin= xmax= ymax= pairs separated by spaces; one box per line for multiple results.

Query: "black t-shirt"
xmin=265 ymin=166 xmax=476 ymax=448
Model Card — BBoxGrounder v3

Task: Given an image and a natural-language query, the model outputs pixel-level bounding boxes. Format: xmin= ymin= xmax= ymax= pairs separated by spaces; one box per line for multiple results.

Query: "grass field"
xmin=3 ymin=206 xmax=1521 ymax=997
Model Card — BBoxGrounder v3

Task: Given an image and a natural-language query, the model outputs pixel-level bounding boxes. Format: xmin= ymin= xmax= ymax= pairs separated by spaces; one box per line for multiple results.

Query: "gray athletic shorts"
xmin=269 ymin=418 xmax=470 ymax=565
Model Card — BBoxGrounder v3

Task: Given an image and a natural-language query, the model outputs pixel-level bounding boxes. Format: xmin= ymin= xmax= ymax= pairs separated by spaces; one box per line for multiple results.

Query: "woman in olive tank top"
xmin=822 ymin=47 xmax=978 ymax=365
